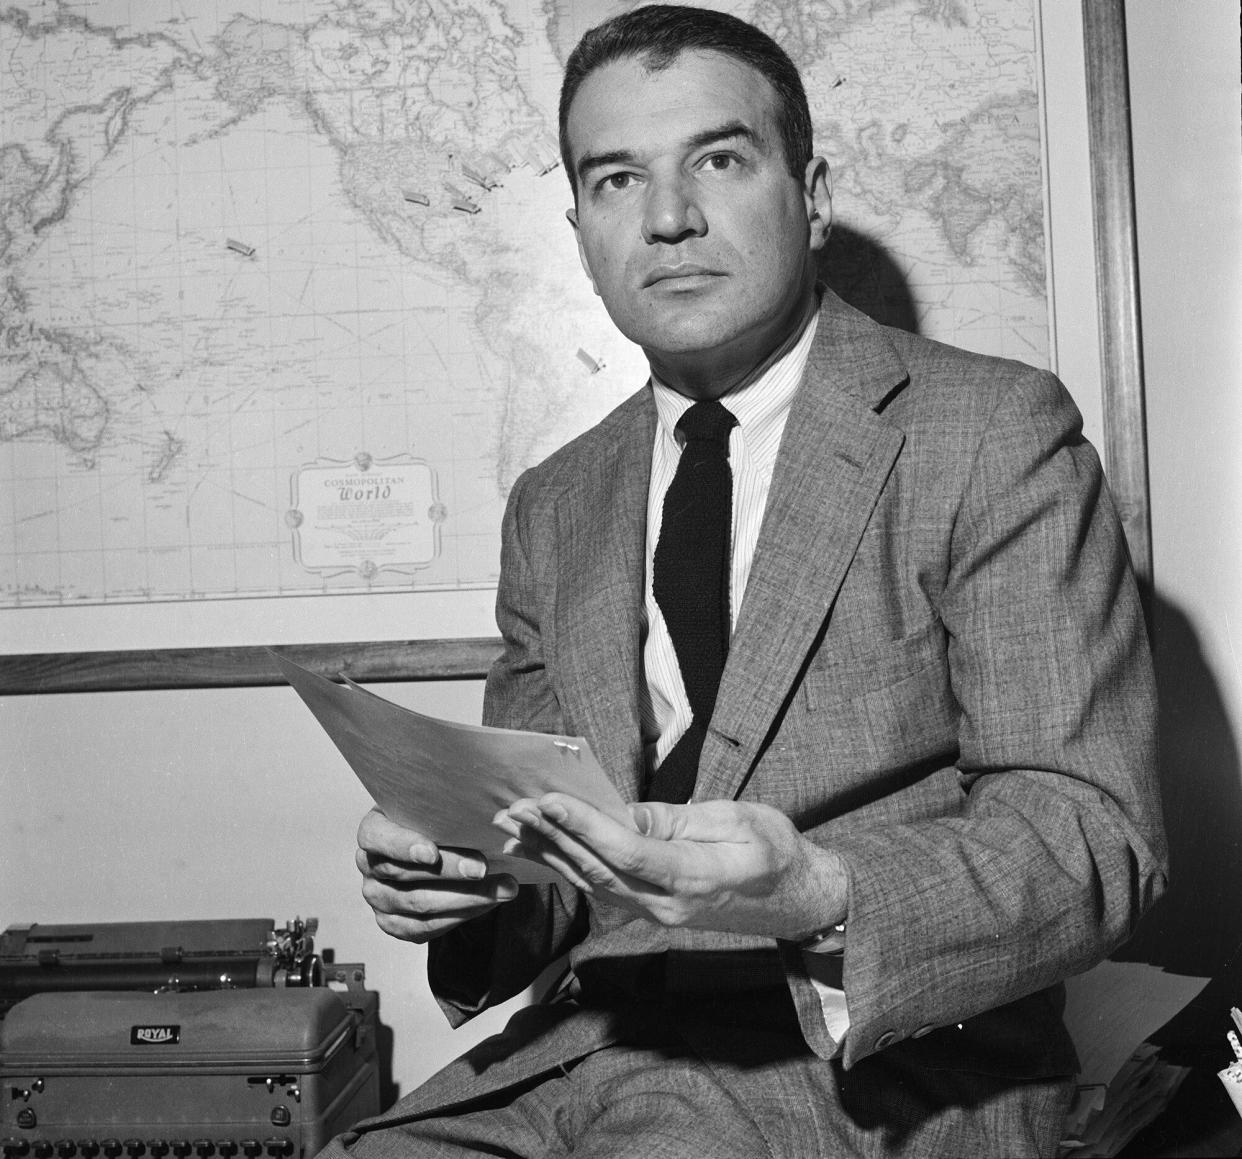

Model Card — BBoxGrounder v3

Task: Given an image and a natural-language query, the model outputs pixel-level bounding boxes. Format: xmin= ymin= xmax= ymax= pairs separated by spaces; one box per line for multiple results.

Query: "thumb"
xmin=628 ymin=801 xmax=686 ymax=840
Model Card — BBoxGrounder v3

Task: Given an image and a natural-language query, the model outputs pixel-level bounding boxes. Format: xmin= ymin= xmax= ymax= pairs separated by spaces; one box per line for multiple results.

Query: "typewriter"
xmin=0 ymin=919 xmax=380 ymax=1159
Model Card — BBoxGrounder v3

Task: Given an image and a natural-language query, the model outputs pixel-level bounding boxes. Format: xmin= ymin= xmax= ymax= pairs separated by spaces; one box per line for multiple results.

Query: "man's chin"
xmin=624 ymin=317 xmax=742 ymax=361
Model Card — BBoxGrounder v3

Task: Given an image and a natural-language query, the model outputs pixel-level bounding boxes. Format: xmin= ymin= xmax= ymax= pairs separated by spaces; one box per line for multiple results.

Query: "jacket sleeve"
xmin=428 ymin=470 xmax=588 ymax=1026
xmin=810 ymin=369 xmax=1166 ymax=1068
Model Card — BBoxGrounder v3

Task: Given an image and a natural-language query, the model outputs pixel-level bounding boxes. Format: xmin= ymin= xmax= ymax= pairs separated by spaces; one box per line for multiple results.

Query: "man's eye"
xmin=601 ymin=172 xmax=634 ymax=191
xmin=703 ymin=153 xmax=736 ymax=171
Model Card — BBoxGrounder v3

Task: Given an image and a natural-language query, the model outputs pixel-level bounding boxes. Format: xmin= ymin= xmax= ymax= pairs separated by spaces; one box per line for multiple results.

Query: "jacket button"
xmin=875 ymin=1030 xmax=898 ymax=1050
xmin=912 ymin=1024 xmax=935 ymax=1038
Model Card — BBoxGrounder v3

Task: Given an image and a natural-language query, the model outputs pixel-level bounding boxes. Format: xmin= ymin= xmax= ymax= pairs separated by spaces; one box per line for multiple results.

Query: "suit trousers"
xmin=335 ymin=1036 xmax=773 ymax=1158
xmin=322 ymin=994 xmax=1075 ymax=1158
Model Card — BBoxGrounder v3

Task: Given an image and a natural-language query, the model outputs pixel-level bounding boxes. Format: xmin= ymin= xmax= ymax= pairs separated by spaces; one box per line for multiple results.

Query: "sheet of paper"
xmin=1220 ymin=1061 xmax=1242 ymax=1119
xmin=273 ymin=651 xmax=630 ymax=884
xmin=1062 ymin=960 xmax=1210 ymax=1087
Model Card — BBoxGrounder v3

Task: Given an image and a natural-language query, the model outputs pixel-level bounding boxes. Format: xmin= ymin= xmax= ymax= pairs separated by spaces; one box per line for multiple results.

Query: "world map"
xmin=1 ymin=0 xmax=1046 ymax=610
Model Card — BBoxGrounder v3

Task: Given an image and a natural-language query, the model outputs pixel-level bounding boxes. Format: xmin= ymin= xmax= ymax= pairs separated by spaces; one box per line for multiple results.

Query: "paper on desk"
xmin=1059 ymin=962 xmax=1209 ymax=1155
xmin=272 ymin=651 xmax=630 ymax=884
xmin=1221 ymin=1013 xmax=1242 ymax=1119
xmin=1062 ymin=960 xmax=1209 ymax=1089
xmin=1220 ymin=1061 xmax=1242 ymax=1118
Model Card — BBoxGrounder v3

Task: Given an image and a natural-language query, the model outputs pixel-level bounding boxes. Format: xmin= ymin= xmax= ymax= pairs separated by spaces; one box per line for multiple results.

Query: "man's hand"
xmin=492 ymin=795 xmax=847 ymax=942
xmin=357 ymin=808 xmax=518 ymax=945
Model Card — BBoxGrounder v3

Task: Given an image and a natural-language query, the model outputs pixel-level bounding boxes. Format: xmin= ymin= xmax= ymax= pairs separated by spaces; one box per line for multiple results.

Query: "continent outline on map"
xmin=1 ymin=0 xmax=1048 ymax=610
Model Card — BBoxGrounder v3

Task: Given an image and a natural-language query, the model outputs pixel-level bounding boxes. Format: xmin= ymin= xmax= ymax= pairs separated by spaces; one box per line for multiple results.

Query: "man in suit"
xmin=332 ymin=7 xmax=1166 ymax=1155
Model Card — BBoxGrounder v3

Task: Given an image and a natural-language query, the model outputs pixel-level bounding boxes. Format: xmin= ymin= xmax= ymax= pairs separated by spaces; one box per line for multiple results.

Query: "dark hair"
xmin=558 ymin=5 xmax=812 ymax=196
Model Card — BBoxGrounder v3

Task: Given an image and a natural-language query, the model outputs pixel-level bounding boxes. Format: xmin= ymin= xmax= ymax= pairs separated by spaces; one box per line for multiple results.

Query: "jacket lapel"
xmin=553 ymin=391 xmax=656 ymax=803
xmin=695 ymin=295 xmax=909 ymax=803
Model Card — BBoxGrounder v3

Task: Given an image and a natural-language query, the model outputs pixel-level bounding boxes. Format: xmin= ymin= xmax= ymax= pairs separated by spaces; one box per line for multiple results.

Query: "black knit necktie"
xmin=645 ymin=398 xmax=738 ymax=803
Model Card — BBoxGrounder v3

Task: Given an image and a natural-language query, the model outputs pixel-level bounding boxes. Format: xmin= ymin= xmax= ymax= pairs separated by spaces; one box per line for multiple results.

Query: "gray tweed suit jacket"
xmin=359 ymin=291 xmax=1167 ymax=1152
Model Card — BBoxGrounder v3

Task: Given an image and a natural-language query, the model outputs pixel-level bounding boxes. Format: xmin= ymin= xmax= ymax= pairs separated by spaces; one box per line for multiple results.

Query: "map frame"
xmin=0 ymin=1 xmax=1150 ymax=694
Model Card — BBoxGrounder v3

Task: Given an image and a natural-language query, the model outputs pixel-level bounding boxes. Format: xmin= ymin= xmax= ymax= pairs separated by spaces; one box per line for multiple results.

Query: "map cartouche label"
xmin=288 ymin=452 xmax=441 ymax=580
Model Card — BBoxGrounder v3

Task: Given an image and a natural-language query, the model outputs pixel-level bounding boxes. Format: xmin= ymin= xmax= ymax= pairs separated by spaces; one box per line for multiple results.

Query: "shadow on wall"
xmin=818 ymin=224 xmax=920 ymax=335
xmin=1117 ymin=593 xmax=1242 ymax=1054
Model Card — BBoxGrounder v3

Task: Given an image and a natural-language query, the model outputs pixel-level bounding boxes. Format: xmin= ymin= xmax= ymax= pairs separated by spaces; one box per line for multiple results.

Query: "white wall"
xmin=2 ymin=0 xmax=1239 ymax=1102
xmin=1121 ymin=0 xmax=1242 ymax=981
xmin=0 ymin=677 xmax=520 ymax=1098
xmin=1130 ymin=0 xmax=1242 ymax=683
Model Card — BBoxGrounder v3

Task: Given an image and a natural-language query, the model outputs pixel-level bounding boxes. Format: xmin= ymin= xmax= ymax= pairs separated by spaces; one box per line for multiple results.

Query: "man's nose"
xmin=641 ymin=176 xmax=707 ymax=244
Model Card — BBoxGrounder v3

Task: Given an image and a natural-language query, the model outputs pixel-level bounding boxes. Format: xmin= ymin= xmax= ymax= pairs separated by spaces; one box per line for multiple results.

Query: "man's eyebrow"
xmin=575 ymin=120 xmax=762 ymax=185
xmin=684 ymin=120 xmax=762 ymax=154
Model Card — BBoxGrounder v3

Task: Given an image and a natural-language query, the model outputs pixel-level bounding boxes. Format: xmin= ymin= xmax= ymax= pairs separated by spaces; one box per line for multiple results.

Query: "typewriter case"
xmin=0 ymin=922 xmax=379 ymax=1159
xmin=1 ymin=988 xmax=378 ymax=1159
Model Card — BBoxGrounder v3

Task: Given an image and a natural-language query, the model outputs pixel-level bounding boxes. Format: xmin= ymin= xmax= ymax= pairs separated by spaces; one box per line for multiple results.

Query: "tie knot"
xmin=676 ymin=399 xmax=736 ymax=448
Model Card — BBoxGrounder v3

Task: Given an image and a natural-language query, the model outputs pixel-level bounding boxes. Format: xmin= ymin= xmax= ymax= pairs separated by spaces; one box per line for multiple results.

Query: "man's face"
xmin=564 ymin=50 xmax=830 ymax=390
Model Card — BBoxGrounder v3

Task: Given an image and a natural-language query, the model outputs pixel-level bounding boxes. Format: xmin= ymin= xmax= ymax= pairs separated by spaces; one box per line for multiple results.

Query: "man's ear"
xmin=566 ymin=207 xmax=600 ymax=296
xmin=804 ymin=156 xmax=833 ymax=252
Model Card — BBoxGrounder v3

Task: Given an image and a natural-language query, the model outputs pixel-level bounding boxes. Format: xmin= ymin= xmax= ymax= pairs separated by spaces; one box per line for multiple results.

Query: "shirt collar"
xmin=649 ymin=308 xmax=820 ymax=450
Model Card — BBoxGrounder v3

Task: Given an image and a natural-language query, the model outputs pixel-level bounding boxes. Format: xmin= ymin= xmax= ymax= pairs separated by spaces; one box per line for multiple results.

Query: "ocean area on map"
xmin=1 ymin=0 xmax=1046 ymax=610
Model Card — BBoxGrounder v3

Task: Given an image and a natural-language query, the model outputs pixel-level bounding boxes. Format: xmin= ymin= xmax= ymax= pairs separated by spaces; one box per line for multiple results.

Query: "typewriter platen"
xmin=0 ymin=919 xmax=380 ymax=1159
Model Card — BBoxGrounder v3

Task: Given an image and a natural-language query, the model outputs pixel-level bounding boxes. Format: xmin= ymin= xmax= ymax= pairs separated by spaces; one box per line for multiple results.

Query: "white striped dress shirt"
xmin=639 ymin=308 xmax=851 ymax=1044
xmin=641 ymin=311 xmax=817 ymax=768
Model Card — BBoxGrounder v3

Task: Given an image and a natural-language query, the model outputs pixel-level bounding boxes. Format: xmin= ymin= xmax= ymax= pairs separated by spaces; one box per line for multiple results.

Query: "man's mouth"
xmin=642 ymin=263 xmax=723 ymax=288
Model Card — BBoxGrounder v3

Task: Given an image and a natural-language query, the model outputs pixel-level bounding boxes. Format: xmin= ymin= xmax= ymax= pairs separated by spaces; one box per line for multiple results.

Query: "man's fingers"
xmin=530 ymin=794 xmax=680 ymax=888
xmin=357 ymin=807 xmax=437 ymax=862
xmin=500 ymin=832 xmax=595 ymax=893
xmin=438 ymin=845 xmax=492 ymax=879
xmin=502 ymin=801 xmax=616 ymax=888
xmin=363 ymin=874 xmax=517 ymax=913
xmin=362 ymin=873 xmax=518 ymax=944
xmin=629 ymin=801 xmax=690 ymax=841
xmin=632 ymin=799 xmax=789 ymax=844
xmin=358 ymin=845 xmax=490 ymax=883
xmin=357 ymin=808 xmax=489 ymax=881
xmin=362 ymin=879 xmax=514 ymax=944
xmin=494 ymin=797 xmax=630 ymax=890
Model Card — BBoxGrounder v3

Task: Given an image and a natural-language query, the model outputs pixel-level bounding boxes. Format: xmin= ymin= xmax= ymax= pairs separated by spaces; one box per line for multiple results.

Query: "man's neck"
xmin=646 ymin=288 xmax=820 ymax=401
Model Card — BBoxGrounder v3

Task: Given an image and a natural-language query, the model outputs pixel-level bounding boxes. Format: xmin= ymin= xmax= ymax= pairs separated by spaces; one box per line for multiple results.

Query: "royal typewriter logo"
xmin=131 ymin=1024 xmax=180 ymax=1045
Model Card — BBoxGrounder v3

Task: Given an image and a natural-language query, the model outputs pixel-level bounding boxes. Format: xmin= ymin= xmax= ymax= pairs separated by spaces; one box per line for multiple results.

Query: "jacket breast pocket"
xmin=796 ymin=619 xmax=959 ymax=770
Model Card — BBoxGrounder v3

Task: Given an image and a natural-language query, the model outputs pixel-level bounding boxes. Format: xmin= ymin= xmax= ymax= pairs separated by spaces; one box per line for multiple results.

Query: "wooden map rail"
xmin=0 ymin=638 xmax=503 ymax=694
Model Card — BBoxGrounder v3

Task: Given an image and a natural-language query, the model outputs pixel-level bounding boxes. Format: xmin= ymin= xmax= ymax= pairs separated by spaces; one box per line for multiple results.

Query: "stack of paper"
xmin=1220 ymin=1008 xmax=1242 ymax=1119
xmin=1058 ymin=960 xmax=1210 ymax=1157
